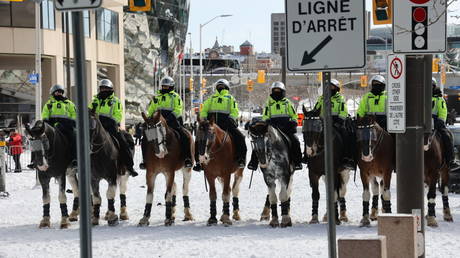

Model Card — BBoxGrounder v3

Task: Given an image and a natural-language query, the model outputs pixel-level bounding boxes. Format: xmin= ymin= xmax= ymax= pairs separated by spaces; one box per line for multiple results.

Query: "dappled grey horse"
xmin=249 ymin=121 xmax=294 ymax=228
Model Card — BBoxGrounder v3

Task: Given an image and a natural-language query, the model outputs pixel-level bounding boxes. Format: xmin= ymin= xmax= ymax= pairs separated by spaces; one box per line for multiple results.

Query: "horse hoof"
xmin=232 ymin=211 xmax=241 ymax=221
xmin=60 ymin=216 xmax=70 ymax=229
xmin=183 ymin=208 xmax=194 ymax=221
xmin=269 ymin=217 xmax=279 ymax=228
xmin=92 ymin=217 xmax=100 ymax=226
xmin=360 ymin=216 xmax=371 ymax=227
xmin=280 ymin=216 xmax=292 ymax=228
xmin=444 ymin=208 xmax=453 ymax=222
xmin=309 ymin=215 xmax=319 ymax=224
xmin=260 ymin=215 xmax=270 ymax=221
xmin=370 ymin=208 xmax=379 ymax=221
xmin=120 ymin=207 xmax=129 ymax=221
xmin=220 ymin=214 xmax=232 ymax=226
xmin=106 ymin=212 xmax=119 ymax=226
xmin=322 ymin=214 xmax=328 ymax=222
xmin=39 ymin=216 xmax=51 ymax=228
xmin=339 ymin=215 xmax=349 ymax=223
xmin=260 ymin=207 xmax=270 ymax=221
xmin=207 ymin=217 xmax=218 ymax=226
xmin=104 ymin=211 xmax=110 ymax=221
xmin=69 ymin=210 xmax=79 ymax=222
xmin=335 ymin=219 xmax=342 ymax=225
xmin=138 ymin=217 xmax=150 ymax=227
xmin=164 ymin=218 xmax=175 ymax=226
xmin=426 ymin=216 xmax=438 ymax=227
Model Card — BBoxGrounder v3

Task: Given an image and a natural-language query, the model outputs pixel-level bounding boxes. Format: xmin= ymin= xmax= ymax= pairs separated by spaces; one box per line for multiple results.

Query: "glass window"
xmin=96 ymin=8 xmax=119 ymax=43
xmin=11 ymin=0 xmax=35 ymax=28
xmin=62 ymin=11 xmax=90 ymax=37
xmin=0 ymin=3 xmax=11 ymax=27
xmin=274 ymin=22 xmax=279 ymax=26
xmin=41 ymin=0 xmax=55 ymax=30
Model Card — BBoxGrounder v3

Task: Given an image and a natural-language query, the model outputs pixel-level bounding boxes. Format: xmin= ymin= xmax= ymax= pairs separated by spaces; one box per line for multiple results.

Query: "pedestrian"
xmin=0 ymin=129 xmax=9 ymax=197
xmin=134 ymin=122 xmax=142 ymax=145
xmin=8 ymin=129 xmax=23 ymax=173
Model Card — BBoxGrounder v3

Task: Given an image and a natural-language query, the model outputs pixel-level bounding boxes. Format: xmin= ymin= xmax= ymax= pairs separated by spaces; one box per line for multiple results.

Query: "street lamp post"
xmin=199 ymin=14 xmax=232 ymax=104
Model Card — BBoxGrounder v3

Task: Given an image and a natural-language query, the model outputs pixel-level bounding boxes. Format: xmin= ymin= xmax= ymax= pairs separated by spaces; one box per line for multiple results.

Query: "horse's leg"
xmin=268 ymin=182 xmax=279 ymax=228
xmin=207 ymin=175 xmax=218 ymax=226
xmin=105 ymin=181 xmax=119 ymax=226
xmin=338 ymin=170 xmax=350 ymax=222
xmin=382 ymin=172 xmax=392 ymax=214
xmin=91 ymin=179 xmax=102 ymax=226
xmin=440 ymin=168 xmax=453 ymax=222
xmin=138 ymin=172 xmax=157 ymax=227
xmin=309 ymin=174 xmax=320 ymax=224
xmin=360 ymin=174 xmax=371 ymax=227
xmin=220 ymin=174 xmax=233 ymax=226
xmin=231 ymin=169 xmax=243 ymax=221
xmin=280 ymin=174 xmax=293 ymax=228
xmin=426 ymin=178 xmax=439 ymax=227
xmin=57 ymin=175 xmax=70 ymax=229
xmin=182 ymin=168 xmax=194 ymax=221
xmin=38 ymin=174 xmax=51 ymax=228
xmin=370 ymin=177 xmax=380 ymax=220
xmin=164 ymin=171 xmax=175 ymax=226
xmin=67 ymin=168 xmax=80 ymax=222
xmin=118 ymin=173 xmax=129 ymax=221
xmin=171 ymin=181 xmax=177 ymax=221
xmin=260 ymin=194 xmax=271 ymax=221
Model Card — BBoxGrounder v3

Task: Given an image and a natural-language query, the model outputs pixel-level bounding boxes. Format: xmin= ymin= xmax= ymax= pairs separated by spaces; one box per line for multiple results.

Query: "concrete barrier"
xmin=338 ymin=236 xmax=387 ymax=258
xmin=378 ymin=214 xmax=417 ymax=258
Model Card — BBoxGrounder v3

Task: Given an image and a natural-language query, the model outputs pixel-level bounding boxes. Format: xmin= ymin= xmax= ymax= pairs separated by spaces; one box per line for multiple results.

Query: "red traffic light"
xmin=413 ymin=7 xmax=427 ymax=23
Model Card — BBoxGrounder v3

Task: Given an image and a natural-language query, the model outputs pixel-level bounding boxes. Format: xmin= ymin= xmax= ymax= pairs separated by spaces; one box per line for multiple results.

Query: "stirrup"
xmin=184 ymin=159 xmax=193 ymax=168
xmin=247 ymin=161 xmax=258 ymax=170
xmin=193 ymin=163 xmax=202 ymax=172
xmin=294 ymin=163 xmax=303 ymax=171
xmin=128 ymin=167 xmax=138 ymax=177
xmin=139 ymin=163 xmax=146 ymax=170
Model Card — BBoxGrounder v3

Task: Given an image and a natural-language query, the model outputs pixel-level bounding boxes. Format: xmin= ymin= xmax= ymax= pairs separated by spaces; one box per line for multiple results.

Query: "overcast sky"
xmin=186 ymin=0 xmax=460 ymax=53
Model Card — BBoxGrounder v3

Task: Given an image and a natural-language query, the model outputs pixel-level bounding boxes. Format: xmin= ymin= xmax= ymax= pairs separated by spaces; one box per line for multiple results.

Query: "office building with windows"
xmin=271 ymin=13 xmax=286 ymax=55
xmin=0 ymin=0 xmax=125 ymax=126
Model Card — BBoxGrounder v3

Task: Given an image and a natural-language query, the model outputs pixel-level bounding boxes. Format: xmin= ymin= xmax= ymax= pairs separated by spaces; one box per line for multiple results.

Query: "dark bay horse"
xmin=355 ymin=115 xmax=394 ymax=227
xmin=424 ymin=130 xmax=453 ymax=227
xmin=302 ymin=108 xmax=350 ymax=225
xmin=25 ymin=120 xmax=79 ymax=229
xmin=138 ymin=111 xmax=194 ymax=227
xmin=88 ymin=112 xmax=130 ymax=226
xmin=249 ymin=121 xmax=294 ymax=228
xmin=196 ymin=119 xmax=243 ymax=226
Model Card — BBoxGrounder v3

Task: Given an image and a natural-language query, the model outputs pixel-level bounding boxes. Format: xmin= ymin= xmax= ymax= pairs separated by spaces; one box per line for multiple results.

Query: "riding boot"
xmin=192 ymin=146 xmax=202 ymax=172
xmin=288 ymin=133 xmax=302 ymax=171
xmin=247 ymin=151 xmax=259 ymax=170
xmin=178 ymin=128 xmax=193 ymax=168
xmin=117 ymin=132 xmax=138 ymax=177
xmin=139 ymin=137 xmax=146 ymax=170
xmin=229 ymin=127 xmax=247 ymax=168
xmin=340 ymin=127 xmax=355 ymax=170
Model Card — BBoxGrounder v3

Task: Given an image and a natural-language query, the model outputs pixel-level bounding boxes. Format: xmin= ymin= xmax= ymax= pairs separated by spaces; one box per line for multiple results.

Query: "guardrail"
xmin=3 ymin=145 xmax=32 ymax=173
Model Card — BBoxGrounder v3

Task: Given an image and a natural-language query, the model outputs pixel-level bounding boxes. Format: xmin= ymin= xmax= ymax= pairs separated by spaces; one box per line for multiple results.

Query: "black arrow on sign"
xmin=57 ymin=0 xmax=64 ymax=5
xmin=301 ymin=35 xmax=333 ymax=66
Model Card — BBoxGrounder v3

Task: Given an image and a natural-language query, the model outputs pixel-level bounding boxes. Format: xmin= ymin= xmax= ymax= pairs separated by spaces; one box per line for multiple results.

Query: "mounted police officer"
xmin=145 ymin=76 xmax=193 ymax=168
xmin=313 ymin=79 xmax=355 ymax=169
xmin=42 ymin=84 xmax=77 ymax=166
xmin=432 ymin=78 xmax=460 ymax=170
xmin=357 ymin=75 xmax=388 ymax=130
xmin=194 ymin=79 xmax=247 ymax=171
xmin=247 ymin=81 xmax=303 ymax=171
xmin=90 ymin=79 xmax=138 ymax=177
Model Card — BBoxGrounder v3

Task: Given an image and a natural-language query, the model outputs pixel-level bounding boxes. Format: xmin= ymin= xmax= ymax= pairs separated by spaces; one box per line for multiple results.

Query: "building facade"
xmin=0 ymin=0 xmax=125 ymax=126
xmin=271 ymin=13 xmax=286 ymax=55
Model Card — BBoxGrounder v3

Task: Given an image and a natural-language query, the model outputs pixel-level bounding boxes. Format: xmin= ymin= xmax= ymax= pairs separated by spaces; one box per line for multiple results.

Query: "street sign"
xmin=285 ymin=0 xmax=366 ymax=71
xmin=393 ymin=0 xmax=446 ymax=53
xmin=28 ymin=73 xmax=39 ymax=85
xmin=54 ymin=0 xmax=102 ymax=11
xmin=387 ymin=54 xmax=406 ymax=133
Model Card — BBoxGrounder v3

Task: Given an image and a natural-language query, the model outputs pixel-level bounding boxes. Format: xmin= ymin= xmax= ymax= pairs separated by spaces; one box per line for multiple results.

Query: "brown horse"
xmin=355 ymin=115 xmax=394 ymax=227
xmin=423 ymin=130 xmax=453 ymax=227
xmin=196 ymin=119 xmax=244 ymax=226
xmin=138 ymin=111 xmax=194 ymax=226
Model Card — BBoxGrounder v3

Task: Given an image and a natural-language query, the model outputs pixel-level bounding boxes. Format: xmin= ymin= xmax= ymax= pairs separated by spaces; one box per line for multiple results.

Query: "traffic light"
xmin=360 ymin=75 xmax=368 ymax=87
xmin=317 ymin=72 xmax=322 ymax=82
xmin=189 ymin=78 xmax=194 ymax=91
xmin=247 ymin=80 xmax=254 ymax=92
xmin=257 ymin=70 xmax=266 ymax=84
xmin=129 ymin=0 xmax=151 ymax=12
xmin=373 ymin=0 xmax=392 ymax=25
xmin=412 ymin=6 xmax=428 ymax=50
xmin=433 ymin=58 xmax=440 ymax=73
xmin=201 ymin=78 xmax=207 ymax=88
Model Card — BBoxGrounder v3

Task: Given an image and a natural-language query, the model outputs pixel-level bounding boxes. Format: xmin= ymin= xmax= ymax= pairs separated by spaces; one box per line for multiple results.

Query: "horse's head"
xmin=25 ymin=120 xmax=50 ymax=171
xmin=356 ymin=115 xmax=379 ymax=162
xmin=195 ymin=118 xmax=217 ymax=165
xmin=142 ymin=111 xmax=168 ymax=158
xmin=249 ymin=121 xmax=270 ymax=168
xmin=302 ymin=107 xmax=323 ymax=157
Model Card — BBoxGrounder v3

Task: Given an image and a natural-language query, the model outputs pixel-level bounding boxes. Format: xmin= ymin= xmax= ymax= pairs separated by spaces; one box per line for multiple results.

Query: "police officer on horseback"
xmin=90 ymin=79 xmax=138 ymax=177
xmin=194 ymin=79 xmax=247 ymax=170
xmin=312 ymin=79 xmax=355 ymax=169
xmin=145 ymin=76 xmax=193 ymax=168
xmin=247 ymin=81 xmax=303 ymax=171
xmin=432 ymin=78 xmax=460 ymax=170
xmin=42 ymin=84 xmax=77 ymax=166
xmin=357 ymin=75 xmax=388 ymax=130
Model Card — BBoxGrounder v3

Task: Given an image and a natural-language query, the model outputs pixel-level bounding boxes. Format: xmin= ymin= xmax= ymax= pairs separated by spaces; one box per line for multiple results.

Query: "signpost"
xmin=28 ymin=73 xmax=39 ymax=85
xmin=285 ymin=0 xmax=366 ymax=71
xmin=393 ymin=0 xmax=447 ymax=53
xmin=387 ymin=54 xmax=406 ymax=133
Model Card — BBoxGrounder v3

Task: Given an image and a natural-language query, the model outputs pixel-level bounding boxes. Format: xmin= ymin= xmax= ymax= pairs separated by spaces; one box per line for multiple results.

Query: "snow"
xmin=1 ymin=138 xmax=460 ymax=258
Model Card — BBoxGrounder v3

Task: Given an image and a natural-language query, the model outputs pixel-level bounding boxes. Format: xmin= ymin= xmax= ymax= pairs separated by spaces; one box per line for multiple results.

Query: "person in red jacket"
xmin=8 ymin=129 xmax=23 ymax=173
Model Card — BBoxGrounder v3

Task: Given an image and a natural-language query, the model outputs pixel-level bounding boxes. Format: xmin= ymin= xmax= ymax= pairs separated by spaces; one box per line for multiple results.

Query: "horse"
xmin=25 ymin=120 xmax=79 ymax=229
xmin=302 ymin=107 xmax=350 ymax=225
xmin=248 ymin=121 xmax=294 ymax=227
xmin=138 ymin=111 xmax=194 ymax=227
xmin=423 ymin=129 xmax=454 ymax=227
xmin=355 ymin=115 xmax=394 ymax=227
xmin=88 ymin=111 xmax=130 ymax=226
xmin=196 ymin=118 xmax=243 ymax=226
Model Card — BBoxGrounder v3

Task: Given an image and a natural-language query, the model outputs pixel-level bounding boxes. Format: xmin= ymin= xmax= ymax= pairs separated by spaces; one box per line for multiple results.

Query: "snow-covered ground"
xmin=1 ymin=138 xmax=460 ymax=258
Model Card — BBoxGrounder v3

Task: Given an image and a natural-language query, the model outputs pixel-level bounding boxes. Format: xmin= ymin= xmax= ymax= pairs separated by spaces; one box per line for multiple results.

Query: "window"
xmin=0 ymin=3 xmax=10 ymax=27
xmin=41 ymin=0 xmax=55 ymax=30
xmin=62 ymin=11 xmax=90 ymax=37
xmin=274 ymin=22 xmax=279 ymax=26
xmin=11 ymin=0 xmax=35 ymax=28
xmin=96 ymin=8 xmax=119 ymax=43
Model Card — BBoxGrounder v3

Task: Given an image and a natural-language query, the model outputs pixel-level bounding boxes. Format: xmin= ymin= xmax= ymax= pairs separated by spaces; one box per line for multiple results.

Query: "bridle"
xmin=250 ymin=130 xmax=271 ymax=164
xmin=197 ymin=123 xmax=229 ymax=160
xmin=302 ymin=116 xmax=325 ymax=156
xmin=356 ymin=123 xmax=384 ymax=155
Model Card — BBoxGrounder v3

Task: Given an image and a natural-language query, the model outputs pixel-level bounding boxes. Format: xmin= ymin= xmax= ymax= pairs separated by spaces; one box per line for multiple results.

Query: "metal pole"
xmin=322 ymin=71 xmax=336 ymax=258
xmin=396 ymin=55 xmax=429 ymax=258
xmin=179 ymin=58 xmax=182 ymax=99
xmin=281 ymin=47 xmax=287 ymax=85
xmin=34 ymin=2 xmax=42 ymax=120
xmin=189 ymin=34 xmax=194 ymax=117
xmin=199 ymin=24 xmax=203 ymax=104
xmin=65 ymin=12 xmax=72 ymax=99
xmin=72 ymin=11 xmax=92 ymax=258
